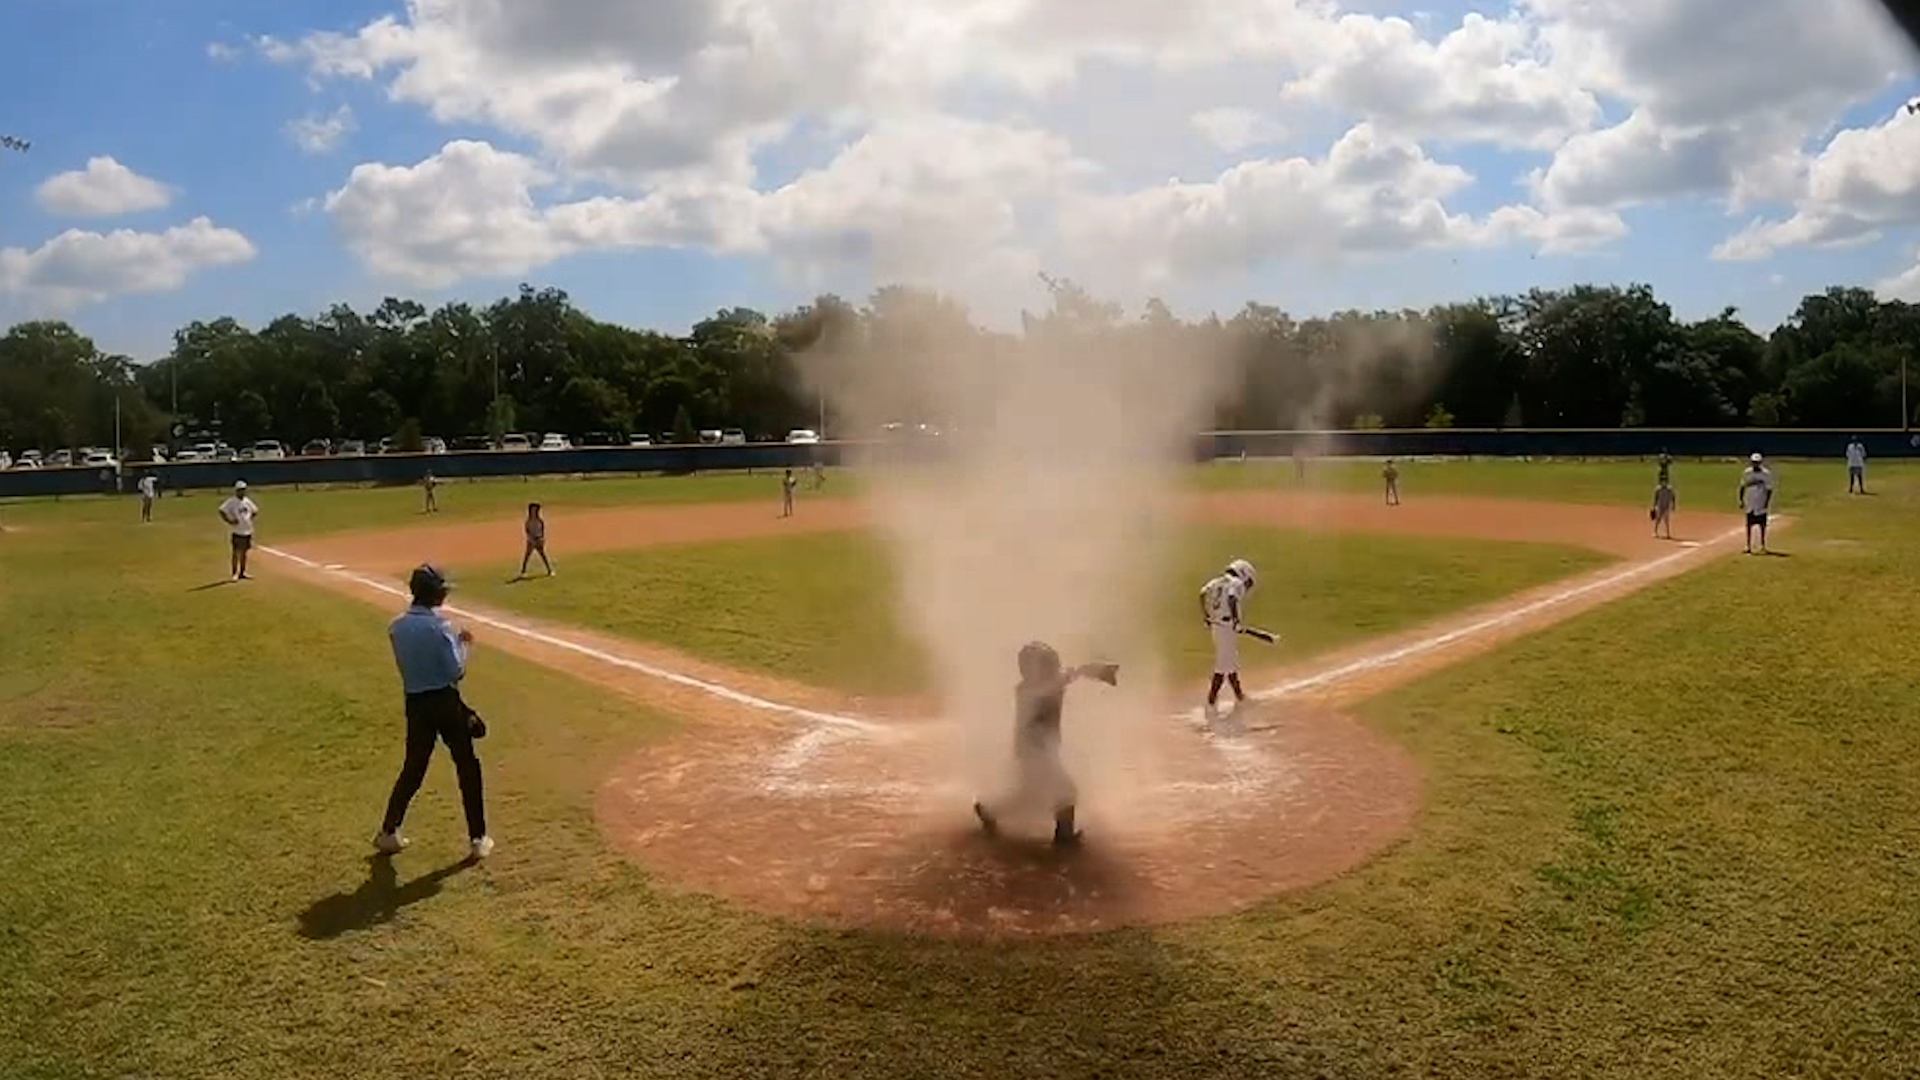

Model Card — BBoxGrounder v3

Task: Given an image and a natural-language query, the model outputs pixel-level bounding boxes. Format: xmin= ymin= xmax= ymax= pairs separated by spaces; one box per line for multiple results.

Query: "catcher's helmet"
xmin=1018 ymin=640 xmax=1062 ymax=681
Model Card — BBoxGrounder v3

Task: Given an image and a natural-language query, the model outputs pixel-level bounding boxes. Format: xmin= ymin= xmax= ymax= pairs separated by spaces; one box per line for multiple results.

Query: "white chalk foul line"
xmin=264 ymin=523 xmax=1747 ymax=802
xmin=259 ymin=545 xmax=885 ymax=736
xmin=1172 ymin=524 xmax=1749 ymax=727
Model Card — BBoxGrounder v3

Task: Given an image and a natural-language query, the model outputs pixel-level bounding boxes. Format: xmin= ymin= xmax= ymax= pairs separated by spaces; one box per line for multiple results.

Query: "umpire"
xmin=372 ymin=564 xmax=494 ymax=861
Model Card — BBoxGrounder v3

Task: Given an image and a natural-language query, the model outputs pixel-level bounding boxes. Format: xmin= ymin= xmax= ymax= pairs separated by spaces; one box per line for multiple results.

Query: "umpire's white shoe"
xmin=372 ymin=830 xmax=407 ymax=855
xmin=468 ymin=835 xmax=495 ymax=861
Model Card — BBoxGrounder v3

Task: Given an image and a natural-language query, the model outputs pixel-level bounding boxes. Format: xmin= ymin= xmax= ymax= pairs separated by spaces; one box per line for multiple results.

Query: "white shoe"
xmin=468 ymin=835 xmax=494 ymax=860
xmin=372 ymin=830 xmax=407 ymax=854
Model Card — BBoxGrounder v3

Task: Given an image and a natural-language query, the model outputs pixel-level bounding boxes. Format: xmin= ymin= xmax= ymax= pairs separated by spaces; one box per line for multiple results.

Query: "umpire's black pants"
xmin=382 ymin=686 xmax=487 ymax=839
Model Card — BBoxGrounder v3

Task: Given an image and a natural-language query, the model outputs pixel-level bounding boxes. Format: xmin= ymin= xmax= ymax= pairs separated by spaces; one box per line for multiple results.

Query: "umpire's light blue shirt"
xmin=390 ymin=604 xmax=467 ymax=694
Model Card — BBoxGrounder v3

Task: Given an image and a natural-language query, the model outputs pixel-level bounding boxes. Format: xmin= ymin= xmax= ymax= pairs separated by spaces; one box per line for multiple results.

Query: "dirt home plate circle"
xmin=594 ymin=702 xmax=1421 ymax=938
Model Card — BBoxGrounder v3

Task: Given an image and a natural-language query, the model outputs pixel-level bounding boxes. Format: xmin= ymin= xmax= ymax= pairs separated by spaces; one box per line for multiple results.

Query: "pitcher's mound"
xmin=596 ymin=705 xmax=1420 ymax=937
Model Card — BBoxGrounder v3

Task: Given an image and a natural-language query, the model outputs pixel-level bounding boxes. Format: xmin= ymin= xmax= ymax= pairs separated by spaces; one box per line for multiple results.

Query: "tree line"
xmin=1 ymin=279 xmax=1913 ymax=457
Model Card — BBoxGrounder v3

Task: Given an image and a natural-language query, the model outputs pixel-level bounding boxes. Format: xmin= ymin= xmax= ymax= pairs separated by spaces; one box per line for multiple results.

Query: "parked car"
xmin=697 ymin=429 xmax=723 ymax=445
xmin=455 ymin=435 xmax=492 ymax=452
xmin=425 ymin=437 xmax=448 ymax=454
xmin=11 ymin=457 xmax=39 ymax=470
xmin=720 ymin=428 xmax=746 ymax=446
xmin=251 ymin=440 xmax=286 ymax=460
xmin=785 ymin=429 xmax=820 ymax=445
xmin=20 ymin=449 xmax=43 ymax=466
xmin=212 ymin=443 xmax=237 ymax=462
xmin=499 ymin=434 xmax=533 ymax=452
xmin=48 ymin=449 xmax=73 ymax=467
xmin=338 ymin=440 xmax=367 ymax=456
xmin=81 ymin=450 xmax=119 ymax=469
xmin=628 ymin=433 xmax=653 ymax=447
xmin=300 ymin=439 xmax=331 ymax=456
xmin=148 ymin=446 xmax=169 ymax=463
xmin=538 ymin=433 xmax=572 ymax=451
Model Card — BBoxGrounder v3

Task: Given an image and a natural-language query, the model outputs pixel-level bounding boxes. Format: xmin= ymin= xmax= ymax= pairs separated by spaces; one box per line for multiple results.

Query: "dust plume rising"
xmin=807 ymin=299 xmax=1236 ymax=830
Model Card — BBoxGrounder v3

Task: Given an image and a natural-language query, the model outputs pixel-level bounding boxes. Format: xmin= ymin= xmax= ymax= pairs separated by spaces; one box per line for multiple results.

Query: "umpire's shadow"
xmin=296 ymin=855 xmax=473 ymax=940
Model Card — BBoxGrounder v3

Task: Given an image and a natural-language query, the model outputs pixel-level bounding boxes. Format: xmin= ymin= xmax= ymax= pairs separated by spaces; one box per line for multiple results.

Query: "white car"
xmin=81 ymin=450 xmax=119 ymax=469
xmin=539 ymin=434 xmax=572 ymax=451
xmin=628 ymin=434 xmax=653 ymax=446
xmin=720 ymin=428 xmax=746 ymax=446
xmin=252 ymin=440 xmax=286 ymax=460
xmin=11 ymin=457 xmax=39 ymax=470
xmin=499 ymin=434 xmax=533 ymax=452
xmin=785 ymin=429 xmax=820 ymax=445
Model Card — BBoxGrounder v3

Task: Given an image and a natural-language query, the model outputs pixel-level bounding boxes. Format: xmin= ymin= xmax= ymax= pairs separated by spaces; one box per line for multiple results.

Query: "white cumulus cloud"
xmin=34 ymin=157 xmax=174 ymax=218
xmin=286 ymin=105 xmax=357 ymax=154
xmin=247 ymin=0 xmax=1920 ymax=303
xmin=0 ymin=218 xmax=257 ymax=312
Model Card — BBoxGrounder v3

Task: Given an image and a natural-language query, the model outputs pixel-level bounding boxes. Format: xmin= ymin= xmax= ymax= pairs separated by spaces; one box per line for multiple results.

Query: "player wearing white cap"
xmin=1738 ymin=453 xmax=1774 ymax=554
xmin=1199 ymin=559 xmax=1257 ymax=720
xmin=217 ymin=480 xmax=260 ymax=581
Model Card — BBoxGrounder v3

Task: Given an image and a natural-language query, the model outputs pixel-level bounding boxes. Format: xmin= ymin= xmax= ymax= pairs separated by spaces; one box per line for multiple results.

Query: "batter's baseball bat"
xmin=1240 ymin=626 xmax=1279 ymax=644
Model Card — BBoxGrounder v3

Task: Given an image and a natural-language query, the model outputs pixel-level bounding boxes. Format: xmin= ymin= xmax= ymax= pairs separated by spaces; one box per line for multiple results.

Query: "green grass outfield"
xmin=4 ymin=455 xmax=1901 ymax=540
xmin=459 ymin=527 xmax=1606 ymax=696
xmin=2 ymin=463 xmax=1918 ymax=1078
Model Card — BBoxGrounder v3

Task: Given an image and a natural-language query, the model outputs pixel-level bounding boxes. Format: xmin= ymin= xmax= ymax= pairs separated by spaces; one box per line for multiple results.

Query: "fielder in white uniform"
xmin=218 ymin=481 xmax=260 ymax=581
xmin=138 ymin=474 xmax=158 ymax=523
xmin=1199 ymin=559 xmax=1257 ymax=719
xmin=1738 ymin=453 xmax=1774 ymax=554
xmin=1845 ymin=437 xmax=1867 ymax=494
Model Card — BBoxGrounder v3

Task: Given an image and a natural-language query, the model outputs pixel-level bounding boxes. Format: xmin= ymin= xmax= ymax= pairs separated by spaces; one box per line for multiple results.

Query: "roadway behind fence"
xmin=2 ymin=428 xmax=1912 ymax=499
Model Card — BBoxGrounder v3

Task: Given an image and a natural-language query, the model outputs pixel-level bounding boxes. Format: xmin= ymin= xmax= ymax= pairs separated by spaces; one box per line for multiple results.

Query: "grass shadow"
xmin=187 ymin=580 xmax=232 ymax=592
xmin=697 ymin=927 xmax=1311 ymax=1080
xmin=295 ymin=855 xmax=474 ymax=941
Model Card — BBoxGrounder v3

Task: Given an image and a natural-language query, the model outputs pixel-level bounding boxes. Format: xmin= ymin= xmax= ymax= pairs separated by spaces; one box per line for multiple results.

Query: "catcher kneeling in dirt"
xmin=972 ymin=641 xmax=1118 ymax=848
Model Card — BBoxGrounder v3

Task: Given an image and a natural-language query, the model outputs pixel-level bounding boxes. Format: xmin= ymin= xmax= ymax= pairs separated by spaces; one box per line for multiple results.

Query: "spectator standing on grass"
xmin=217 ymin=481 xmax=260 ymax=581
xmin=1383 ymin=459 xmax=1400 ymax=506
xmin=519 ymin=502 xmax=554 ymax=578
xmin=422 ymin=469 xmax=439 ymax=513
xmin=373 ymin=564 xmax=492 ymax=862
xmin=138 ymin=473 xmax=158 ymax=523
xmin=781 ymin=468 xmax=797 ymax=518
xmin=1739 ymin=453 xmax=1775 ymax=554
xmin=1846 ymin=436 xmax=1867 ymax=494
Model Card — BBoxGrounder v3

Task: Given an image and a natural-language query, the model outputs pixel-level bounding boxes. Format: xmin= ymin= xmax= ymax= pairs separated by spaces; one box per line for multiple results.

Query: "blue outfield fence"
xmin=2 ymin=428 xmax=1913 ymax=500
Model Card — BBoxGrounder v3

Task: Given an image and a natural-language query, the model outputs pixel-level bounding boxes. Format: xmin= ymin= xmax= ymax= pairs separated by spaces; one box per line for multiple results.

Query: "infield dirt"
xmin=269 ymin=491 xmax=1746 ymax=936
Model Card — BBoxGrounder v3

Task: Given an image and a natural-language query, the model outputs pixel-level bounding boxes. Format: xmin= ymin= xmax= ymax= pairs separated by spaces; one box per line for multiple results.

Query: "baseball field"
xmin=2 ymin=457 xmax=1916 ymax=1079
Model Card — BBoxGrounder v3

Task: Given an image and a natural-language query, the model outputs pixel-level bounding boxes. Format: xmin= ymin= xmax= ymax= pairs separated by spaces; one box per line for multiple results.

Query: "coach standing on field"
xmin=373 ymin=564 xmax=494 ymax=862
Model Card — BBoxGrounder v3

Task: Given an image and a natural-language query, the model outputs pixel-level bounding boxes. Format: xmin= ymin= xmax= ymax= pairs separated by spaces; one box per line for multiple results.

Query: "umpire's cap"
xmin=408 ymin=563 xmax=451 ymax=602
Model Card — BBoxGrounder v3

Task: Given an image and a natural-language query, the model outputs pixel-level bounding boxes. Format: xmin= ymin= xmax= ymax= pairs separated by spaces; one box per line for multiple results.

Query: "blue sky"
xmin=1 ymin=0 xmax=1916 ymax=360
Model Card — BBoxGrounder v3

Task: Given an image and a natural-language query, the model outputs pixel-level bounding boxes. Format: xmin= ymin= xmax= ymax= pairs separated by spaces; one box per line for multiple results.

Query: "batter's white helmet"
xmin=1227 ymin=559 xmax=1256 ymax=587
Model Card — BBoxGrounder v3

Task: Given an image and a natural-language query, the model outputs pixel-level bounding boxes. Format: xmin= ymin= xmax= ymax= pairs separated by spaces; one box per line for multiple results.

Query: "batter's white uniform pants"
xmin=1211 ymin=622 xmax=1240 ymax=674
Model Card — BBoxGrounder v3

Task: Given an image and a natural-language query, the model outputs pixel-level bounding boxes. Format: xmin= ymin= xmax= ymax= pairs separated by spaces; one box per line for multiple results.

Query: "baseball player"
xmin=810 ymin=462 xmax=826 ymax=491
xmin=780 ymin=468 xmax=797 ymax=518
xmin=373 ymin=564 xmax=492 ymax=862
xmin=518 ymin=502 xmax=554 ymax=578
xmin=972 ymin=641 xmax=1116 ymax=848
xmin=1650 ymin=478 xmax=1676 ymax=539
xmin=1738 ymin=452 xmax=1775 ymax=554
xmin=138 ymin=472 xmax=158 ymax=523
xmin=217 ymin=481 xmax=260 ymax=581
xmin=1383 ymin=460 xmax=1400 ymax=506
xmin=1199 ymin=559 xmax=1257 ymax=721
xmin=422 ymin=469 xmax=439 ymax=513
xmin=1846 ymin=436 xmax=1867 ymax=494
